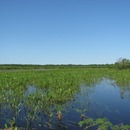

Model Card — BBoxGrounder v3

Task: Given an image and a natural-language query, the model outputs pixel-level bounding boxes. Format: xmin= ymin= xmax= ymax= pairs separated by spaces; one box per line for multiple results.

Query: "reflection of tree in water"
xmin=115 ymin=80 xmax=130 ymax=99
xmin=120 ymin=88 xmax=130 ymax=99
xmin=120 ymin=90 xmax=125 ymax=99
xmin=109 ymin=74 xmax=130 ymax=99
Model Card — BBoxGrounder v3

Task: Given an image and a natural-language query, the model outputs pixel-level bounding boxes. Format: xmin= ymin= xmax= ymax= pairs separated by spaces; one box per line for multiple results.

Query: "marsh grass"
xmin=0 ymin=68 xmax=130 ymax=129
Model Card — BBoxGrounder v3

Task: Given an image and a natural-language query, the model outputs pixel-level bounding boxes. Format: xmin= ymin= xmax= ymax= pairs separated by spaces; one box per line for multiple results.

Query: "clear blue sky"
xmin=0 ymin=0 xmax=130 ymax=64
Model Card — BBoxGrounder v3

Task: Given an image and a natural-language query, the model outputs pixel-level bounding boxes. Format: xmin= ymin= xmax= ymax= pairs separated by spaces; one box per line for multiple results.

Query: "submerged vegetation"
xmin=0 ymin=64 xmax=130 ymax=129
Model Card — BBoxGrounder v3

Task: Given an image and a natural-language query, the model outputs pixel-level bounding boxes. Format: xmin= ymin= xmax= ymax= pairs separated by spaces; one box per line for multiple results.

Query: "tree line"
xmin=115 ymin=58 xmax=130 ymax=69
xmin=0 ymin=58 xmax=130 ymax=70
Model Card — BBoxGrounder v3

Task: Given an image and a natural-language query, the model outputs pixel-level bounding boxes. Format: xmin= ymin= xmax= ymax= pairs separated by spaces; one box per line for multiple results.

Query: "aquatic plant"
xmin=0 ymin=68 xmax=130 ymax=129
xmin=79 ymin=117 xmax=130 ymax=130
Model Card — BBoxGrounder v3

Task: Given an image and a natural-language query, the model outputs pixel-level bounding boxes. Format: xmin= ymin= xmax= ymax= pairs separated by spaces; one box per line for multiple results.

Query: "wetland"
xmin=0 ymin=67 xmax=130 ymax=130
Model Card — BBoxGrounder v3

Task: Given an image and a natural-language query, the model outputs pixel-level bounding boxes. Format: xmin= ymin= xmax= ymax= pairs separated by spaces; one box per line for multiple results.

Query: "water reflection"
xmin=66 ymin=79 xmax=130 ymax=127
xmin=0 ymin=79 xmax=130 ymax=129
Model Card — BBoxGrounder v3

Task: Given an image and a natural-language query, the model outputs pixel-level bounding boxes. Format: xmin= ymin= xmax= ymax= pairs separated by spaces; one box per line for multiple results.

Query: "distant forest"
xmin=0 ymin=64 xmax=113 ymax=70
xmin=0 ymin=58 xmax=130 ymax=70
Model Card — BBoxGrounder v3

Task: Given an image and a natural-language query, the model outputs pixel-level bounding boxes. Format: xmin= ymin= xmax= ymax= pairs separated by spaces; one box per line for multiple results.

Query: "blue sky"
xmin=0 ymin=0 xmax=130 ymax=64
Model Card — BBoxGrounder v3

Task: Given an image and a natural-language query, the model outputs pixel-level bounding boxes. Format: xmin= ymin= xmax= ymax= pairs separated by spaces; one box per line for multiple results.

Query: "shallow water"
xmin=0 ymin=79 xmax=130 ymax=129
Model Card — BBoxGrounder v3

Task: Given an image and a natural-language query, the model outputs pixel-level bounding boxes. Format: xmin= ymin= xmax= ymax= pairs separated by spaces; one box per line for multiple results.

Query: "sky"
xmin=0 ymin=0 xmax=130 ymax=65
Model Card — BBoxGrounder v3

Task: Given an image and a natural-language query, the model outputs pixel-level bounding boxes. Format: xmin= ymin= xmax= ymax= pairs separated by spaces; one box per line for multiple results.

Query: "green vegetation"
xmin=0 ymin=64 xmax=114 ymax=70
xmin=115 ymin=58 xmax=130 ymax=69
xmin=0 ymin=68 xmax=105 ymax=129
xmin=79 ymin=117 xmax=130 ymax=130
xmin=0 ymin=58 xmax=130 ymax=70
xmin=0 ymin=64 xmax=130 ymax=129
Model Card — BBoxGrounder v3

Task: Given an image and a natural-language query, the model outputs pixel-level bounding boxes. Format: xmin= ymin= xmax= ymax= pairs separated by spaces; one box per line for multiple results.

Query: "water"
xmin=68 ymin=79 xmax=130 ymax=124
xmin=0 ymin=79 xmax=130 ymax=129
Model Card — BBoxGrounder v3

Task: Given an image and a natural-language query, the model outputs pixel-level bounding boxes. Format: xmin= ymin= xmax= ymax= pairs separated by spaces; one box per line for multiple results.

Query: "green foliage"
xmin=96 ymin=118 xmax=113 ymax=130
xmin=4 ymin=117 xmax=18 ymax=130
xmin=79 ymin=117 xmax=130 ymax=130
xmin=0 ymin=64 xmax=113 ymax=70
xmin=115 ymin=58 xmax=130 ymax=69
xmin=112 ymin=124 xmax=130 ymax=130
xmin=79 ymin=118 xmax=94 ymax=127
xmin=0 ymin=67 xmax=130 ymax=129
xmin=78 ymin=118 xmax=112 ymax=130
xmin=0 ymin=68 xmax=105 ymax=129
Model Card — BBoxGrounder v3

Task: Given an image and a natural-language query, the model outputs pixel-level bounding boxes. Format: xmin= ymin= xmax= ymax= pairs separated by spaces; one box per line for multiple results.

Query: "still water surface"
xmin=0 ymin=79 xmax=130 ymax=129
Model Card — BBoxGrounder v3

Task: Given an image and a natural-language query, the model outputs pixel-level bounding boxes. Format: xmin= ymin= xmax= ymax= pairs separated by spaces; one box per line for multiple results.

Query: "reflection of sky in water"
xmin=24 ymin=86 xmax=37 ymax=96
xmin=24 ymin=86 xmax=46 ymax=96
xmin=64 ymin=79 xmax=130 ymax=128
xmin=0 ymin=79 xmax=130 ymax=129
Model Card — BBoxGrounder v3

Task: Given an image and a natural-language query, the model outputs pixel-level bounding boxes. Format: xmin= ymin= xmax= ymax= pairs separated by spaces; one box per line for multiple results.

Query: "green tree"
xmin=115 ymin=58 xmax=130 ymax=69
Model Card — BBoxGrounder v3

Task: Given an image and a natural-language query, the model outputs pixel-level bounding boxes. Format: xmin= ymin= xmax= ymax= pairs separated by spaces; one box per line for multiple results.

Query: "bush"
xmin=115 ymin=58 xmax=130 ymax=69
